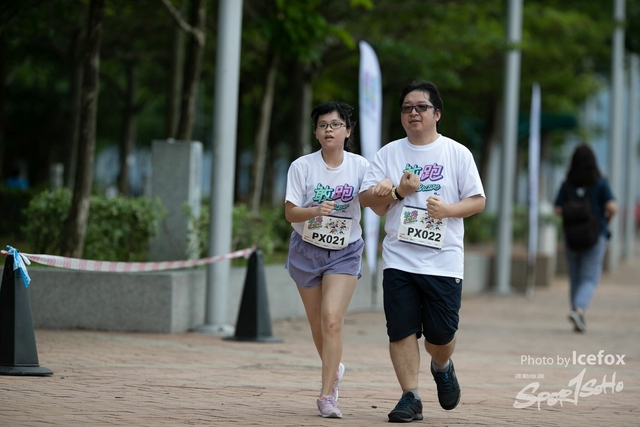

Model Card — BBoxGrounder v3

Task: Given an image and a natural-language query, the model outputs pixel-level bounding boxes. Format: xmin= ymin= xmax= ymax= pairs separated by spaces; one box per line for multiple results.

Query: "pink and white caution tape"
xmin=0 ymin=247 xmax=256 ymax=272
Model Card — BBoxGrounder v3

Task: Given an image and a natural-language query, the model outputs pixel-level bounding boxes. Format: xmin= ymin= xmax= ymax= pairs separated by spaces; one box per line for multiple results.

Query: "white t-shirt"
xmin=286 ymin=150 xmax=370 ymax=244
xmin=360 ymin=135 xmax=485 ymax=279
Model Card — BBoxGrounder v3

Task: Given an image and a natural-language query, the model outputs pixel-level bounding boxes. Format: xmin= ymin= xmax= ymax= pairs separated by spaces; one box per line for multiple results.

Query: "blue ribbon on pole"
xmin=6 ymin=245 xmax=31 ymax=288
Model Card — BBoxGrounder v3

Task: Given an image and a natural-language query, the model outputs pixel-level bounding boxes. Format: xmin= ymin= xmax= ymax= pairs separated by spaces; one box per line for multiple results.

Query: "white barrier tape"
xmin=1 ymin=246 xmax=256 ymax=272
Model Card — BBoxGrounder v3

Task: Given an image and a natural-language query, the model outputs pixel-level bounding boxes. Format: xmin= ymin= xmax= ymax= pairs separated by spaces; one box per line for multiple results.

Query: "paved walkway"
xmin=1 ymin=249 xmax=639 ymax=426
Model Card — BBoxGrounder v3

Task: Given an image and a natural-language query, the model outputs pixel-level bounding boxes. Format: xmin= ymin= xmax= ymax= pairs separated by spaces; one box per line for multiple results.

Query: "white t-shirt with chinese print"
xmin=286 ymin=150 xmax=370 ymax=245
xmin=360 ymin=135 xmax=485 ymax=279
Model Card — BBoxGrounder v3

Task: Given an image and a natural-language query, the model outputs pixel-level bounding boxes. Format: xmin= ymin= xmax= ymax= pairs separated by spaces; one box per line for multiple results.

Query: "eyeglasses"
xmin=316 ymin=122 xmax=347 ymax=130
xmin=401 ymin=104 xmax=435 ymax=114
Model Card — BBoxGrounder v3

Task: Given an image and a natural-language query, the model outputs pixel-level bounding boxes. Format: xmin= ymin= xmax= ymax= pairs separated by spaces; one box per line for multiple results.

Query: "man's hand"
xmin=426 ymin=195 xmax=448 ymax=219
xmin=397 ymin=171 xmax=420 ymax=198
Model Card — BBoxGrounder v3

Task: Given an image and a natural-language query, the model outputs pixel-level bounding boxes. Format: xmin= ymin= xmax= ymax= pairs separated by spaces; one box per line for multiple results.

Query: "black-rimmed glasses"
xmin=316 ymin=122 xmax=346 ymax=130
xmin=401 ymin=104 xmax=435 ymax=114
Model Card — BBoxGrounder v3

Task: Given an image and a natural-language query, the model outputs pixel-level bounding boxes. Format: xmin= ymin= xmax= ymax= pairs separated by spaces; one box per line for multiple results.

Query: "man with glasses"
xmin=359 ymin=81 xmax=485 ymax=423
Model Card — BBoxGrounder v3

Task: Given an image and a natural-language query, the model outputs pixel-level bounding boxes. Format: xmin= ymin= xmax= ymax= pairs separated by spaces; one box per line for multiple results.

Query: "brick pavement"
xmin=1 ymin=249 xmax=639 ymax=426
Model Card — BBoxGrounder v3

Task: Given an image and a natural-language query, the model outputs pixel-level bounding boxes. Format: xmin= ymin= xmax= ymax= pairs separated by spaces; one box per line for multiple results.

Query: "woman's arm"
xmin=284 ymin=200 xmax=336 ymax=223
xmin=604 ymin=200 xmax=617 ymax=223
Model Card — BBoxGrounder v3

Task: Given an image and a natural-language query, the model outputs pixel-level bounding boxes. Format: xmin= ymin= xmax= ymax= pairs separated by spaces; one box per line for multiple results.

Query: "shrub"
xmin=464 ymin=211 xmax=497 ymax=245
xmin=22 ymin=188 xmax=165 ymax=261
xmin=186 ymin=201 xmax=291 ymax=259
xmin=463 ymin=207 xmax=560 ymax=246
xmin=83 ymin=196 xmax=166 ymax=261
xmin=20 ymin=188 xmax=71 ymax=254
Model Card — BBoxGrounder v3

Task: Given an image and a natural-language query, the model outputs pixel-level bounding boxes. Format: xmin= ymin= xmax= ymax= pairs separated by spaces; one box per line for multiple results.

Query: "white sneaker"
xmin=332 ymin=363 xmax=345 ymax=401
xmin=317 ymin=395 xmax=342 ymax=418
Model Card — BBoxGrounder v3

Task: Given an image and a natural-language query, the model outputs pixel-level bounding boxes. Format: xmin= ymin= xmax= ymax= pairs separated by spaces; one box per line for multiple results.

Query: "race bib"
xmin=397 ymin=205 xmax=447 ymax=249
xmin=302 ymin=215 xmax=353 ymax=250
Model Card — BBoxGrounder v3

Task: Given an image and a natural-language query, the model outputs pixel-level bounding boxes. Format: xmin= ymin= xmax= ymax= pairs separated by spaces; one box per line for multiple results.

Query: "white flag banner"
xmin=359 ymin=40 xmax=382 ymax=277
xmin=528 ymin=83 xmax=541 ymax=275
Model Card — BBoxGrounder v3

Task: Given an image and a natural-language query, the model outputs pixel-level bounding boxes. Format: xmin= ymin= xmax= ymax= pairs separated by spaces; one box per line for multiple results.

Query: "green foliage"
xmin=20 ymin=188 xmax=72 ymax=254
xmin=83 ymin=195 xmax=166 ymax=261
xmin=232 ymin=204 xmax=286 ymax=256
xmin=464 ymin=207 xmax=560 ymax=246
xmin=5 ymin=0 xmax=640 ymax=209
xmin=21 ymin=189 xmax=165 ymax=261
xmin=185 ymin=201 xmax=290 ymax=260
xmin=464 ymin=212 xmax=497 ymax=245
xmin=184 ymin=202 xmax=207 ymax=259
xmin=0 ymin=186 xmax=40 ymax=242
xmin=269 ymin=0 xmax=358 ymax=64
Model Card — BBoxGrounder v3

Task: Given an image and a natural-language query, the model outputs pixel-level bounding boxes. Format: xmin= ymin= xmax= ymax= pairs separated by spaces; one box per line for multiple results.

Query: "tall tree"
xmin=0 ymin=2 xmax=22 ymax=181
xmin=159 ymin=0 xmax=206 ymax=141
xmin=62 ymin=0 xmax=105 ymax=257
xmin=116 ymin=60 xmax=141 ymax=195
xmin=249 ymin=52 xmax=279 ymax=215
xmin=165 ymin=8 xmax=186 ymax=139
xmin=244 ymin=0 xmax=364 ymax=214
xmin=3 ymin=0 xmax=639 ymax=204
xmin=0 ymin=34 xmax=6 ymax=179
xmin=63 ymin=28 xmax=85 ymax=189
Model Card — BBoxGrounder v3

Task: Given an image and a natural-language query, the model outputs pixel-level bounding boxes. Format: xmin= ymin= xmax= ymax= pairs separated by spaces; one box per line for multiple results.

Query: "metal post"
xmin=196 ymin=0 xmax=243 ymax=335
xmin=625 ymin=54 xmax=639 ymax=261
xmin=526 ymin=83 xmax=541 ymax=299
xmin=607 ymin=0 xmax=626 ymax=272
xmin=495 ymin=0 xmax=523 ymax=294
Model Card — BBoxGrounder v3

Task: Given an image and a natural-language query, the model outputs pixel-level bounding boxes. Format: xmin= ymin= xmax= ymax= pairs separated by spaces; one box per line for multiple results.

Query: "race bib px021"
xmin=302 ymin=215 xmax=353 ymax=250
xmin=397 ymin=205 xmax=447 ymax=250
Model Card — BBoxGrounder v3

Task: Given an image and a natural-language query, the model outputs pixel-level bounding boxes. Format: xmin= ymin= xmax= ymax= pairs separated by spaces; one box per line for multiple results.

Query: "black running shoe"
xmin=388 ymin=391 xmax=423 ymax=423
xmin=431 ymin=360 xmax=461 ymax=410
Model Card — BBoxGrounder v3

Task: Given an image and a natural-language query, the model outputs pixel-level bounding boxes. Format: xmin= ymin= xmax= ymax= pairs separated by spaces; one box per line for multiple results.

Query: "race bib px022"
xmin=397 ymin=205 xmax=447 ymax=250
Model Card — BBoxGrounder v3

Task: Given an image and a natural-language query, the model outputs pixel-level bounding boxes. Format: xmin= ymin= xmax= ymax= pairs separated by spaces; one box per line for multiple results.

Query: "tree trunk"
xmin=175 ymin=0 xmax=205 ymax=141
xmin=65 ymin=29 xmax=84 ymax=189
xmin=292 ymin=61 xmax=313 ymax=161
xmin=62 ymin=0 xmax=104 ymax=258
xmin=165 ymin=6 xmax=186 ymax=139
xmin=0 ymin=34 xmax=6 ymax=179
xmin=249 ymin=53 xmax=279 ymax=216
xmin=118 ymin=61 xmax=138 ymax=196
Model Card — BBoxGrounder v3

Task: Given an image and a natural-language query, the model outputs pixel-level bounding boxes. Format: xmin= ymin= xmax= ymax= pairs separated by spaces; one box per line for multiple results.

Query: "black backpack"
xmin=561 ymin=182 xmax=599 ymax=251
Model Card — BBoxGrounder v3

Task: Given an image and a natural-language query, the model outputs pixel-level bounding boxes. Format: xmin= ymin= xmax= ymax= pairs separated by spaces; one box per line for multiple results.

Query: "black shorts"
xmin=383 ymin=268 xmax=462 ymax=345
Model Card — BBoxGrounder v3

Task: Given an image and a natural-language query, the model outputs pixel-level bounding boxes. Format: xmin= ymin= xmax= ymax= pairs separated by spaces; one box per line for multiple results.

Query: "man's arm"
xmin=427 ymin=194 xmax=486 ymax=219
xmin=360 ymin=189 xmax=391 ymax=216
xmin=359 ymin=178 xmax=395 ymax=216
xmin=360 ymin=171 xmax=420 ymax=212
xmin=360 ymin=188 xmax=394 ymax=208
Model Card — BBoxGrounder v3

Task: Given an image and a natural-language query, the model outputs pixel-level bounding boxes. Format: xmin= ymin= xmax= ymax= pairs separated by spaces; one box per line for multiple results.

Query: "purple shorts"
xmin=285 ymin=231 xmax=364 ymax=289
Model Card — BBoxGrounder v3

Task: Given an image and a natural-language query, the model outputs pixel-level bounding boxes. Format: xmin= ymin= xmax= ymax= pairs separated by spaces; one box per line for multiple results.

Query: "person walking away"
xmin=359 ymin=81 xmax=485 ymax=423
xmin=554 ymin=143 xmax=616 ymax=333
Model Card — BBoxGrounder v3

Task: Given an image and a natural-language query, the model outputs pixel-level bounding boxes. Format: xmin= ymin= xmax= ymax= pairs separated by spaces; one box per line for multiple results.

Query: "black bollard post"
xmin=225 ymin=249 xmax=282 ymax=343
xmin=0 ymin=254 xmax=53 ymax=376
